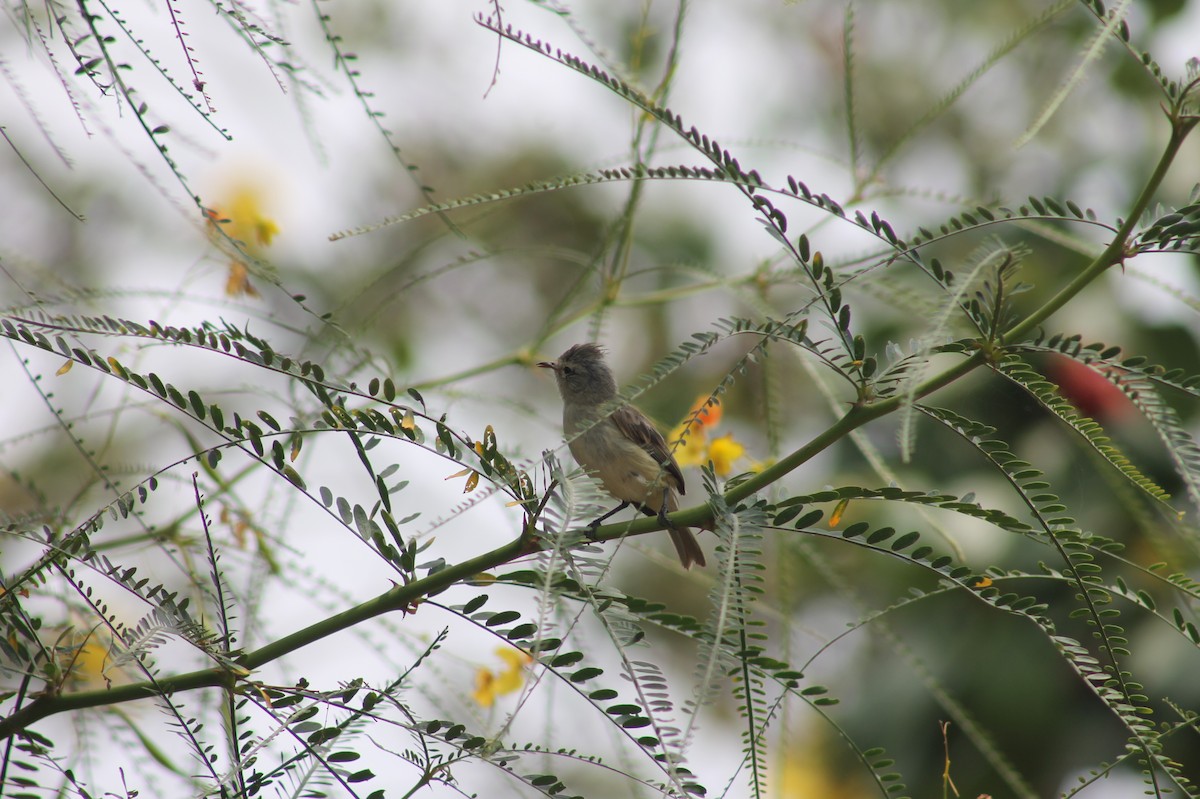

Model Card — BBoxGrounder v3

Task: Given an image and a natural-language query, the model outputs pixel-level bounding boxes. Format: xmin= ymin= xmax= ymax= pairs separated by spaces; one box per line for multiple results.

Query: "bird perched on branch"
xmin=539 ymin=343 xmax=705 ymax=569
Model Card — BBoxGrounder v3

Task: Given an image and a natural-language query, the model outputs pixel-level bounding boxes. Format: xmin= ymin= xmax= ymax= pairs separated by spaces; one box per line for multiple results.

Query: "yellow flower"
xmin=670 ymin=395 xmax=725 ymax=466
xmin=472 ymin=669 xmax=498 ymax=708
xmin=210 ymin=183 xmax=279 ymax=250
xmin=471 ymin=647 xmax=533 ymax=707
xmin=493 ymin=648 xmax=531 ymax=693
xmin=707 ymin=434 xmax=745 ymax=476
xmin=669 ymin=422 xmax=709 ymax=467
xmin=224 ymin=260 xmax=261 ymax=298
xmin=72 ymin=638 xmax=112 ymax=684
xmin=775 ymin=738 xmax=871 ymax=798
xmin=55 ymin=629 xmax=118 ymax=689
xmin=206 ymin=180 xmax=280 ymax=298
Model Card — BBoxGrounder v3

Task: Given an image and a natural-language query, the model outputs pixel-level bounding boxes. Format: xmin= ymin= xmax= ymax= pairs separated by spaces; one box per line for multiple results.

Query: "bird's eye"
xmin=562 ymin=366 xmax=574 ymax=376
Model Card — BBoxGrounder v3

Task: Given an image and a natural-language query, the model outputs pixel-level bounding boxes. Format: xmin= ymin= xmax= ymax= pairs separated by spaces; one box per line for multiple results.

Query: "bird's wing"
xmin=611 ymin=405 xmax=686 ymax=495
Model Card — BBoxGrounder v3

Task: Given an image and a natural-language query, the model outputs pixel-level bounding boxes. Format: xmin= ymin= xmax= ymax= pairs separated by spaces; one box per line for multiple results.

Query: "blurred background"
xmin=3 ymin=1 xmax=1200 ymax=797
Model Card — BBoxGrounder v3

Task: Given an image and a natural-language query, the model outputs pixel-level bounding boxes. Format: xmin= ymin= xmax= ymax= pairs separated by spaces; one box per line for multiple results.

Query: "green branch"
xmin=0 ymin=538 xmax=525 ymax=740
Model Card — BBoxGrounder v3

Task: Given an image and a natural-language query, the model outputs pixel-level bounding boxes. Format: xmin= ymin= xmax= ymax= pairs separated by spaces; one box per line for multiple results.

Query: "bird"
xmin=538 ymin=343 xmax=706 ymax=569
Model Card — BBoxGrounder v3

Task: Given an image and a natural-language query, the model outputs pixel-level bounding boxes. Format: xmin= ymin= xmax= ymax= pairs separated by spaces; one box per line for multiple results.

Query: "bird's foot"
xmin=585 ymin=501 xmax=630 ymax=540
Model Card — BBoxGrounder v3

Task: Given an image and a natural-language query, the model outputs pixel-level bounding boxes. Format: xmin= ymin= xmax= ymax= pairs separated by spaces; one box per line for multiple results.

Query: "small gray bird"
xmin=538 ymin=343 xmax=706 ymax=569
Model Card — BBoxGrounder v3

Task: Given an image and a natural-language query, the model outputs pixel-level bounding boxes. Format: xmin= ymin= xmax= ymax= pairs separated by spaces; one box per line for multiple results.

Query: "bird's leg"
xmin=635 ymin=489 xmax=675 ymax=529
xmin=656 ymin=487 xmax=673 ymax=529
xmin=587 ymin=501 xmax=631 ymax=540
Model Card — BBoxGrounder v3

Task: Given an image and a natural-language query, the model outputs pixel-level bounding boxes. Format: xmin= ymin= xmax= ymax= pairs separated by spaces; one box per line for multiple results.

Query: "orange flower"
xmin=684 ymin=396 xmax=722 ymax=435
xmin=671 ymin=395 xmax=724 ymax=466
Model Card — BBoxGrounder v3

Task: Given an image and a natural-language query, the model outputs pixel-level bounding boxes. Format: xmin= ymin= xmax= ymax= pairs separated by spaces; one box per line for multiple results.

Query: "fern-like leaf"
xmin=996 ymin=353 xmax=1172 ymax=507
xmin=1015 ymin=0 xmax=1132 ymax=147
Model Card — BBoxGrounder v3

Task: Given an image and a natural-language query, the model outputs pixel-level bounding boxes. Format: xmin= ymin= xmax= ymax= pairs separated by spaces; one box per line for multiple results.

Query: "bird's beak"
xmin=537 ymin=361 xmax=556 ymax=370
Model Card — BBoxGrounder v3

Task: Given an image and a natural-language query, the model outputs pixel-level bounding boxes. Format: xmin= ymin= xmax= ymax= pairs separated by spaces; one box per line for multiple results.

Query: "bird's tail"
xmin=669 ymin=527 xmax=706 ymax=569
xmin=662 ymin=490 xmax=706 ymax=569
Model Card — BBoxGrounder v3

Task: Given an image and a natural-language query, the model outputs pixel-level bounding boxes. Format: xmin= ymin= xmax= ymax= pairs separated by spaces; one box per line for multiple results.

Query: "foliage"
xmin=3 ymin=1 xmax=1200 ymax=797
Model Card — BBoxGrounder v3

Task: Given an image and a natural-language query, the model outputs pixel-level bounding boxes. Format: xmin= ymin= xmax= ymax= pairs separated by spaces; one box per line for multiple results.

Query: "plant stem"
xmin=0 ymin=538 xmax=525 ymax=740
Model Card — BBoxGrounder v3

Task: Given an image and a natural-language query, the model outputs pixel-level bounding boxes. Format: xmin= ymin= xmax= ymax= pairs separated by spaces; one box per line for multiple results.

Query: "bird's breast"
xmin=565 ymin=413 xmax=673 ymax=509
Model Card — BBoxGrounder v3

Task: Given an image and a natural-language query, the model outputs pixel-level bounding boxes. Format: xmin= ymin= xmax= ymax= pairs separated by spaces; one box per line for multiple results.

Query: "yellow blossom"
xmin=71 ymin=638 xmax=112 ymax=684
xmin=669 ymin=422 xmax=709 ymax=467
xmin=472 ymin=669 xmax=498 ymax=708
xmin=206 ymin=180 xmax=280 ymax=298
xmin=671 ymin=396 xmax=725 ymax=466
xmin=210 ymin=183 xmax=279 ymax=250
xmin=707 ymin=433 xmax=745 ymax=476
xmin=493 ymin=648 xmax=531 ymax=693
xmin=471 ymin=647 xmax=533 ymax=707
xmin=224 ymin=260 xmax=261 ymax=298
xmin=55 ymin=629 xmax=119 ymax=689
xmin=775 ymin=737 xmax=871 ymax=798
